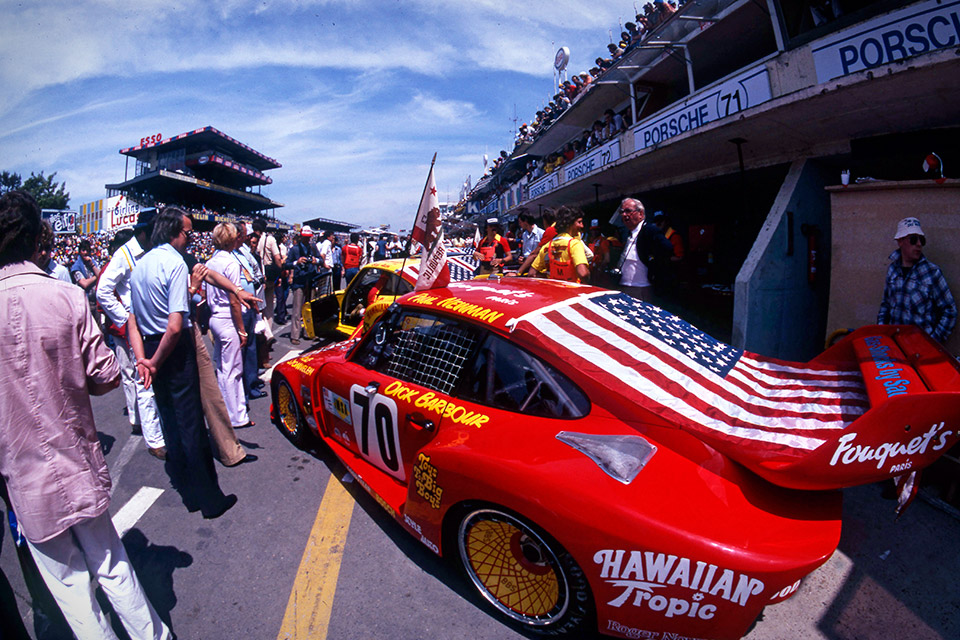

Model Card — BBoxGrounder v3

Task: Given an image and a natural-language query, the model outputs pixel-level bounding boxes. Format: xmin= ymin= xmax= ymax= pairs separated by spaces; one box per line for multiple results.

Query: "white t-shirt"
xmin=319 ymin=239 xmax=334 ymax=269
xmin=619 ymin=224 xmax=650 ymax=288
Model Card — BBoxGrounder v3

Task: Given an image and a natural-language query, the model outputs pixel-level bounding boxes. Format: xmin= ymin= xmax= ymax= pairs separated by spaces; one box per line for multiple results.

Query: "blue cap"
xmin=133 ymin=208 xmax=157 ymax=231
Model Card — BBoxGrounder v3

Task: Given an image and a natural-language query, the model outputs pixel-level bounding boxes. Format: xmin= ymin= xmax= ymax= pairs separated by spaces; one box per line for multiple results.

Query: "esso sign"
xmin=140 ymin=133 xmax=162 ymax=146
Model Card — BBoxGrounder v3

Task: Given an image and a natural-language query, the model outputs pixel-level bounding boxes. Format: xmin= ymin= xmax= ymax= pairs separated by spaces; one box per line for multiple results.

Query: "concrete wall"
xmin=733 ymin=159 xmax=833 ymax=360
xmin=826 ymin=179 xmax=960 ymax=356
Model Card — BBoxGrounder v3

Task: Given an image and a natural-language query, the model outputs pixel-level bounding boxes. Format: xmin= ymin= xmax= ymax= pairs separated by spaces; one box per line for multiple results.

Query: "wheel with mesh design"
xmin=272 ymin=377 xmax=314 ymax=449
xmin=456 ymin=507 xmax=592 ymax=636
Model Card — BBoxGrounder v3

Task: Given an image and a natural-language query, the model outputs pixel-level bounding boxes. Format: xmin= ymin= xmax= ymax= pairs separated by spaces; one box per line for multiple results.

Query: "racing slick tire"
xmin=455 ymin=507 xmax=594 ymax=636
xmin=272 ymin=377 xmax=316 ymax=449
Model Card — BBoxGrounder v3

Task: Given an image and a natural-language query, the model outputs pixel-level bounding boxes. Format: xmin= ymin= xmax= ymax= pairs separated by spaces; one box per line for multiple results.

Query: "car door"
xmin=320 ymin=306 xmax=482 ymax=484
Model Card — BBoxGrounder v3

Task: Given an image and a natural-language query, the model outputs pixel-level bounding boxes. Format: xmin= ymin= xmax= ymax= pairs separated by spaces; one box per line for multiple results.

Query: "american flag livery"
xmin=512 ymin=291 xmax=869 ymax=466
xmin=404 ymin=254 xmax=479 ymax=285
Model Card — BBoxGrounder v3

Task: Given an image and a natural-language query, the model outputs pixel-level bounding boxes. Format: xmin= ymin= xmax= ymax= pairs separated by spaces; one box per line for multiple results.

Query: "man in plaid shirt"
xmin=878 ymin=217 xmax=957 ymax=343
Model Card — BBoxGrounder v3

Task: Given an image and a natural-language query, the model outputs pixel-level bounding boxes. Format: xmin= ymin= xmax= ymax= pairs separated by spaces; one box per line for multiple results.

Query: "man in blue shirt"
xmin=284 ymin=225 xmax=320 ymax=345
xmin=71 ymin=238 xmax=101 ymax=324
xmin=878 ymin=216 xmax=957 ymax=343
xmin=129 ymin=206 xmax=236 ymax=519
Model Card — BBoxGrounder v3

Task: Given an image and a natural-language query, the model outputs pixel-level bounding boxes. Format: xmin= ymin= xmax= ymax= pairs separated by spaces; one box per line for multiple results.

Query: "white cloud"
xmin=1 ymin=1 xmax=638 ymax=230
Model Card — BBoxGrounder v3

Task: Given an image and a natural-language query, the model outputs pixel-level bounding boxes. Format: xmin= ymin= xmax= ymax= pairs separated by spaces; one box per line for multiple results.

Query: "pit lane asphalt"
xmin=3 ymin=329 xmax=960 ymax=640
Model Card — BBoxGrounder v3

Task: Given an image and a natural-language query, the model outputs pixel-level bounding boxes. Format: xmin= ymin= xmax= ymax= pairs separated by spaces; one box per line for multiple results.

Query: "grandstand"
xmin=466 ymin=0 xmax=960 ymax=361
xmin=105 ymin=126 xmax=287 ymax=230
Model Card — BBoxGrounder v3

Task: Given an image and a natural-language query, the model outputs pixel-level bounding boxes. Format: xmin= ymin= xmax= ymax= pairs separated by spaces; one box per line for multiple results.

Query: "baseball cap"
xmin=300 ymin=225 xmax=314 ymax=237
xmin=486 ymin=217 xmax=499 ymax=225
xmin=590 ymin=219 xmax=599 ymax=228
xmin=894 ymin=217 xmax=924 ymax=240
xmin=133 ymin=208 xmax=157 ymax=231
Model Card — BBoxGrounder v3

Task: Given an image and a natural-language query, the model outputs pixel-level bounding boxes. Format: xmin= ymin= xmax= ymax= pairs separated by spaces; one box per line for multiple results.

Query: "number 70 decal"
xmin=350 ymin=384 xmax=406 ymax=482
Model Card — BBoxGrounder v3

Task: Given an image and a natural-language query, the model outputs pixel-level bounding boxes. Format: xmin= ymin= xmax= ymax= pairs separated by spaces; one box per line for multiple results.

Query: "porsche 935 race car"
xmin=301 ymin=253 xmax=478 ymax=339
xmin=271 ymin=277 xmax=960 ymax=640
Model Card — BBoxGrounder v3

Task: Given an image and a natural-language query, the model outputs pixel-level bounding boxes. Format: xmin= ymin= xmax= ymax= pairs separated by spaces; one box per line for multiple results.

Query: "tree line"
xmin=1 ymin=170 xmax=70 ymax=209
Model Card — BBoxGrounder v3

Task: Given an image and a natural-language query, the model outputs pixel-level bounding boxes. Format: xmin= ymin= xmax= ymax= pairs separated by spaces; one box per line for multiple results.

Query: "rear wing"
xmin=748 ymin=325 xmax=960 ymax=490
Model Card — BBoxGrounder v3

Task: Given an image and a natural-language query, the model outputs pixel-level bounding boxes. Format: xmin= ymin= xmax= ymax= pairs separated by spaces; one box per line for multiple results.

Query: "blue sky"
xmin=1 ymin=1 xmax=630 ymax=231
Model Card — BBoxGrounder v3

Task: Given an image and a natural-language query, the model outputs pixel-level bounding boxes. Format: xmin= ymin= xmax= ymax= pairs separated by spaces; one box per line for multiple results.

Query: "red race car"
xmin=270 ymin=277 xmax=960 ymax=640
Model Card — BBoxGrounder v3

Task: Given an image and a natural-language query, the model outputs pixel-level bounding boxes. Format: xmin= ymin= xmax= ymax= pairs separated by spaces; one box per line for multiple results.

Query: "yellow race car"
xmin=303 ymin=253 xmax=479 ymax=339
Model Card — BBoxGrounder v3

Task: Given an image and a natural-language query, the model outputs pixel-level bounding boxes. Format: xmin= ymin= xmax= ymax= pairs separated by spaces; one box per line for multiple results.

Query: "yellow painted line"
xmin=277 ymin=473 xmax=355 ymax=640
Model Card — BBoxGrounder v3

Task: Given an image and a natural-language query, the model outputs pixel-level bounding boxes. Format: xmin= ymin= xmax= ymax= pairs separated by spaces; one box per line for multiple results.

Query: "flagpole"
xmin=400 ymin=153 xmax=437 ymax=278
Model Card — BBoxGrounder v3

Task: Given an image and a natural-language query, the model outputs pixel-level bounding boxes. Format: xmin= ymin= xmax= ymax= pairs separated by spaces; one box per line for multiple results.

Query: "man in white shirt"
xmin=318 ymin=230 xmax=334 ymax=269
xmin=317 ymin=230 xmax=335 ymax=295
xmin=518 ymin=213 xmax=544 ymax=259
xmin=254 ymin=218 xmax=282 ymax=330
xmin=96 ymin=210 xmax=167 ymax=459
xmin=618 ymin=198 xmax=652 ymax=300
xmin=616 ymin=197 xmax=673 ymax=301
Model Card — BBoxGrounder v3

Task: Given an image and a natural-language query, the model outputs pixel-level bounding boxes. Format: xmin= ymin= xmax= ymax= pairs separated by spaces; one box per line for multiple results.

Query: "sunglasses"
xmin=906 ymin=234 xmax=925 ymax=246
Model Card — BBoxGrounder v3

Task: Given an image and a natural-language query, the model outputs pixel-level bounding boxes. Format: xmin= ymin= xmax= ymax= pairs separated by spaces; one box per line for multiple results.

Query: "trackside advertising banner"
xmin=103 ymin=195 xmax=141 ymax=231
xmin=633 ymin=63 xmax=772 ymax=150
xmin=812 ymin=0 xmax=960 ymax=82
xmin=564 ymin=139 xmax=620 ymax=183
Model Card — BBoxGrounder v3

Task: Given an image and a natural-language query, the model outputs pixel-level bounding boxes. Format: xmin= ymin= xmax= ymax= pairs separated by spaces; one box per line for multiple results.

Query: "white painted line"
xmin=109 ymin=434 xmax=144 ymax=496
xmin=112 ymin=486 xmax=164 ymax=538
xmin=260 ymin=348 xmax=302 ymax=383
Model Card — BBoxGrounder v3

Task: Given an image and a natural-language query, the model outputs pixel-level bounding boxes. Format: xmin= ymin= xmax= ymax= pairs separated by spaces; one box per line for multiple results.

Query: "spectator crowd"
xmin=478 ymin=0 xmax=683 ymax=192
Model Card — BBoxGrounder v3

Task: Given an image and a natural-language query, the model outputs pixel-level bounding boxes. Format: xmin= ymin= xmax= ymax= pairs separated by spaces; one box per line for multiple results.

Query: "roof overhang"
xmin=106 ymin=169 xmax=283 ymax=215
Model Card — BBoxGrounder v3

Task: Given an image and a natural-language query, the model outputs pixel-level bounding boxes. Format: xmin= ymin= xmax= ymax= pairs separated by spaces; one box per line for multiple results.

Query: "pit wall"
xmin=826 ymin=179 xmax=960 ymax=357
xmin=733 ymin=160 xmax=833 ymax=361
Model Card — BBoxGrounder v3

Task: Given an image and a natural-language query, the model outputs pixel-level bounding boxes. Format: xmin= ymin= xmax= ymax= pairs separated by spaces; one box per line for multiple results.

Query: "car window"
xmin=343 ymin=269 xmax=384 ymax=325
xmin=455 ymin=334 xmax=590 ymax=419
xmin=354 ymin=308 xmax=478 ymax=396
xmin=383 ymin=274 xmax=413 ymax=297
xmin=342 ymin=268 xmax=413 ymax=326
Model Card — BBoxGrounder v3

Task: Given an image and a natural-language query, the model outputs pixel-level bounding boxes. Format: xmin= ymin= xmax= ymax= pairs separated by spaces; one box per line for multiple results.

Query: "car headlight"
xmin=556 ymin=432 xmax=656 ymax=484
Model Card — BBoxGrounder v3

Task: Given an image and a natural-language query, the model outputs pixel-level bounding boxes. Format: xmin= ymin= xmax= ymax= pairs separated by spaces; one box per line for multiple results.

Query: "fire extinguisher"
xmin=800 ymin=224 xmax=821 ymax=285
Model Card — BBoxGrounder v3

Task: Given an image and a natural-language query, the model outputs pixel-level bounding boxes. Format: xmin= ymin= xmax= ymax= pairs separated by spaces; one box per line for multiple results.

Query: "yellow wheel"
xmin=457 ymin=508 xmax=591 ymax=634
xmin=272 ymin=378 xmax=314 ymax=448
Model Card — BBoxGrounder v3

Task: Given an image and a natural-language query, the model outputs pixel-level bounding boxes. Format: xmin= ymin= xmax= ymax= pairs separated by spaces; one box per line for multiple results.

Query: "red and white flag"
xmin=412 ymin=157 xmax=449 ymax=290
xmin=510 ymin=291 xmax=869 ymax=466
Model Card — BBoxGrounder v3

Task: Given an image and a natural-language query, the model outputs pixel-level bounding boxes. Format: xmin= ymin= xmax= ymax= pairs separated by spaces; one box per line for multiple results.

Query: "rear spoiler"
xmin=746 ymin=326 xmax=960 ymax=490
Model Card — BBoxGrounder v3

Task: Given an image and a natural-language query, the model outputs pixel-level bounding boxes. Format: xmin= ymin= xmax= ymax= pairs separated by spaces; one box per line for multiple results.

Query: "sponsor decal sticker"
xmin=829 ymin=421 xmax=951 ymax=471
xmin=323 ymin=388 xmax=351 ymax=424
xmin=863 ymin=336 xmax=912 ymax=398
xmin=287 ymin=359 xmax=316 ymax=376
xmin=407 ymin=292 xmax=505 ymax=324
xmin=605 ymin=620 xmax=706 ymax=640
xmin=382 ymin=380 xmax=490 ymax=428
xmin=413 ymin=453 xmax=443 ymax=509
xmin=594 ymin=550 xmax=765 ymax=620
xmin=769 ymin=580 xmax=801 ymax=601
xmin=404 ymin=514 xmax=440 ymax=553
xmin=354 ymin=475 xmax=397 ymax=518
